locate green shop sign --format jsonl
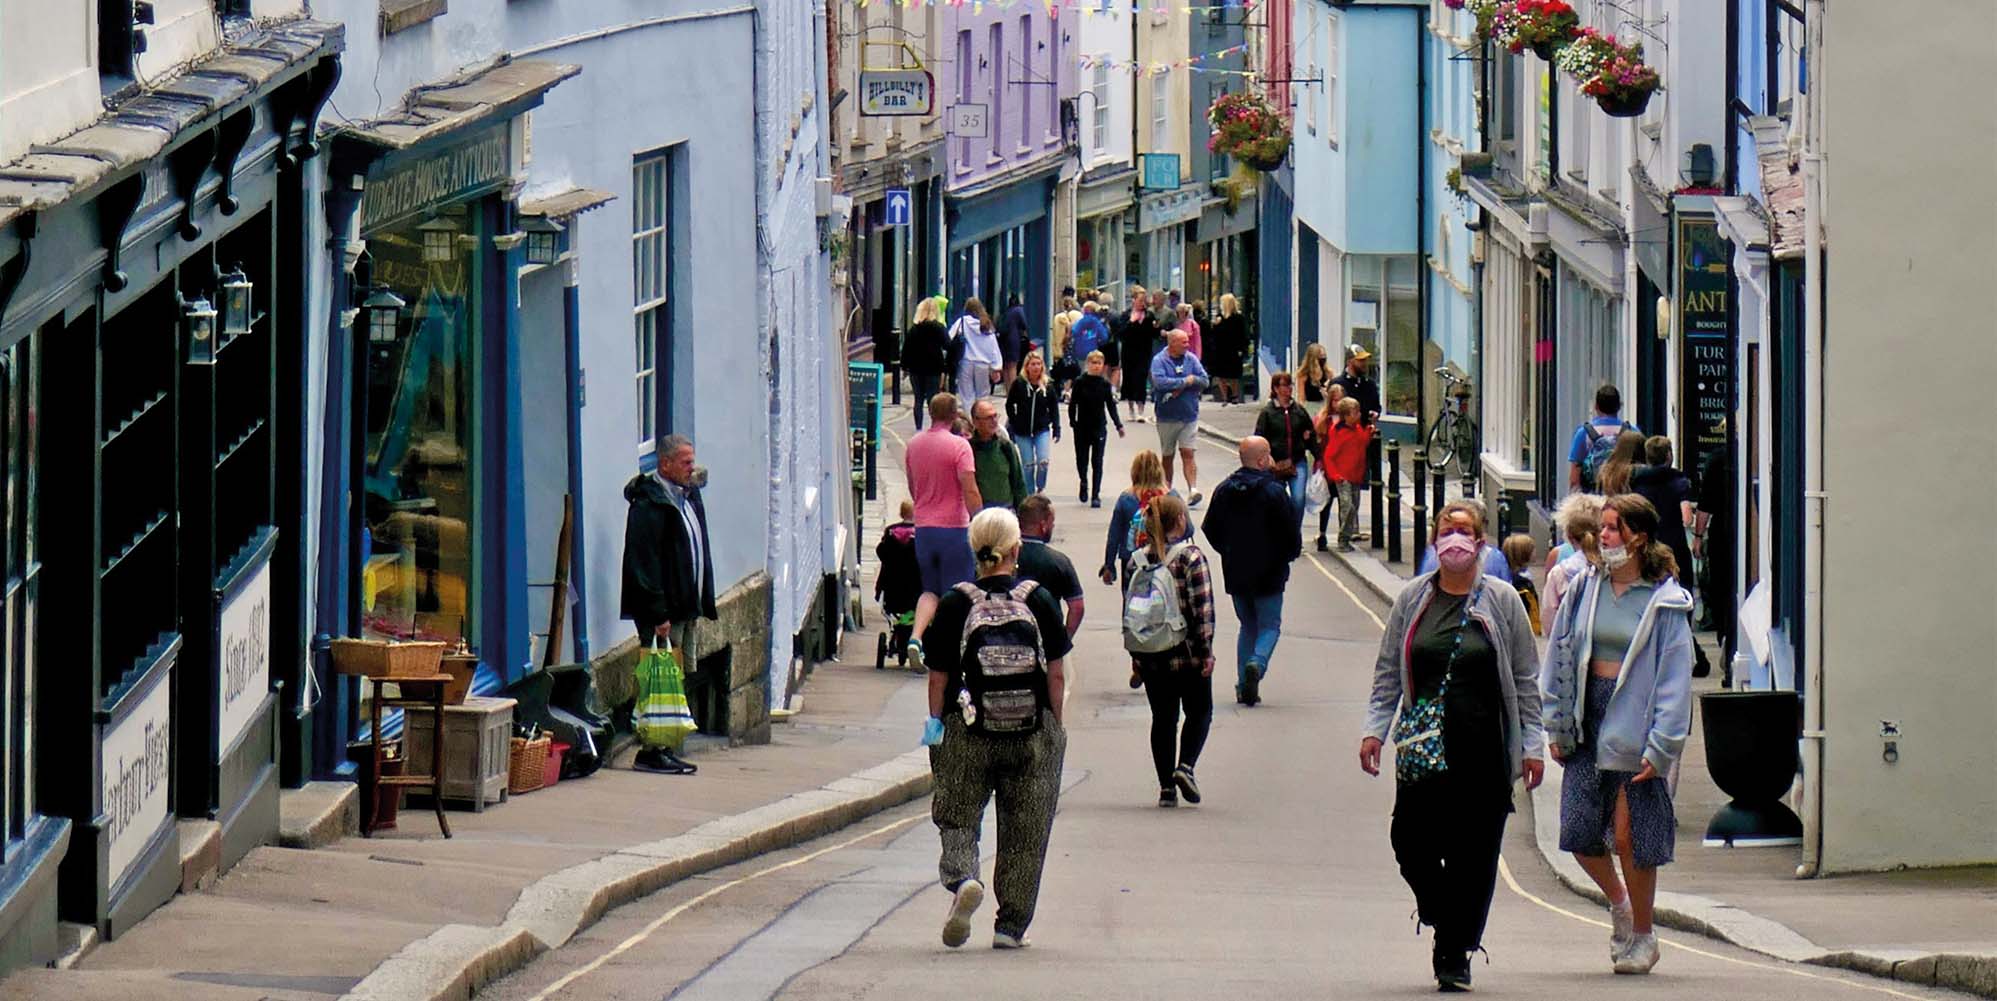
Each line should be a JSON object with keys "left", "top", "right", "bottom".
{"left": 362, "top": 126, "right": 513, "bottom": 232}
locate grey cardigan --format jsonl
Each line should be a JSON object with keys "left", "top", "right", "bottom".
{"left": 1364, "top": 572, "right": 1547, "bottom": 781}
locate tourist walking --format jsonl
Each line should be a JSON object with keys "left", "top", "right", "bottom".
{"left": 1175, "top": 302, "right": 1202, "bottom": 359}
{"left": 1318, "top": 398, "right": 1371, "bottom": 552}
{"left": 1201, "top": 437, "right": 1302, "bottom": 706}
{"left": 1121, "top": 494, "right": 1216, "bottom": 807}
{"left": 1151, "top": 329, "right": 1210, "bottom": 506}
{"left": 1570, "top": 384, "right": 1637, "bottom": 494}
{"left": 969, "top": 399, "right": 1028, "bottom": 511}
{"left": 1005, "top": 352, "right": 1061, "bottom": 495}
{"left": 902, "top": 297, "right": 952, "bottom": 429}
{"left": 1206, "top": 294, "right": 1247, "bottom": 405}
{"left": 1596, "top": 430, "right": 1648, "bottom": 496}
{"left": 1000, "top": 296, "right": 1030, "bottom": 387}
{"left": 1067, "top": 351, "right": 1125, "bottom": 507}
{"left": 902, "top": 394, "right": 983, "bottom": 670}
{"left": 1101, "top": 449, "right": 1190, "bottom": 589}
{"left": 1630, "top": 437, "right": 1708, "bottom": 677}
{"left": 1296, "top": 342, "right": 1334, "bottom": 407}
{"left": 1116, "top": 287, "right": 1163, "bottom": 422}
{"left": 1543, "top": 492, "right": 1604, "bottom": 625}
{"left": 619, "top": 433, "right": 719, "bottom": 775}
{"left": 952, "top": 298, "right": 1003, "bottom": 401}
{"left": 1360, "top": 500, "right": 1544, "bottom": 992}
{"left": 1049, "top": 297, "right": 1082, "bottom": 398}
{"left": 1541, "top": 494, "right": 1695, "bottom": 976}
{"left": 1253, "top": 371, "right": 1319, "bottom": 520}
{"left": 1330, "top": 345, "right": 1382, "bottom": 539}
{"left": 920, "top": 508, "right": 1069, "bottom": 951}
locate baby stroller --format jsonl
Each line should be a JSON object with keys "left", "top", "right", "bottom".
{"left": 875, "top": 599, "right": 916, "bottom": 670}
{"left": 874, "top": 518, "right": 920, "bottom": 670}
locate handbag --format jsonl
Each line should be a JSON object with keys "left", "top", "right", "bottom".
{"left": 1391, "top": 586, "right": 1482, "bottom": 784}
{"left": 1269, "top": 407, "right": 1298, "bottom": 479}
{"left": 634, "top": 637, "right": 698, "bottom": 750}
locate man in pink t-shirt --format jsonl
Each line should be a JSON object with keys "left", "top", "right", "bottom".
{"left": 903, "top": 393, "right": 984, "bottom": 668}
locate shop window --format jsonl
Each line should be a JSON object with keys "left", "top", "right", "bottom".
{"left": 633, "top": 150, "right": 672, "bottom": 459}
{"left": 1207, "top": 81, "right": 1231, "bottom": 180}
{"left": 1349, "top": 255, "right": 1423, "bottom": 419}
{"left": 361, "top": 206, "right": 479, "bottom": 642}
{"left": 0, "top": 336, "right": 36, "bottom": 844}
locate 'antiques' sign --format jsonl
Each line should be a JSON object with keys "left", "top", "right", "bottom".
{"left": 858, "top": 70, "right": 935, "bottom": 117}
{"left": 103, "top": 669, "right": 173, "bottom": 887}
{"left": 1676, "top": 212, "right": 1733, "bottom": 479}
{"left": 363, "top": 126, "right": 512, "bottom": 231}
{"left": 217, "top": 554, "right": 273, "bottom": 753}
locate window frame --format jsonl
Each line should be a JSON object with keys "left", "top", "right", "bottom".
{"left": 1150, "top": 72, "right": 1169, "bottom": 152}
{"left": 632, "top": 150, "right": 671, "bottom": 460}
{"left": 1324, "top": 11, "right": 1340, "bottom": 147}
{"left": 1089, "top": 65, "right": 1111, "bottom": 157}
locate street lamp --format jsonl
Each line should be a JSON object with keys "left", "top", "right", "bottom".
{"left": 361, "top": 285, "right": 406, "bottom": 344}
{"left": 521, "top": 215, "right": 564, "bottom": 266}
{"left": 183, "top": 296, "right": 217, "bottom": 364}
{"left": 219, "top": 265, "right": 254, "bottom": 337}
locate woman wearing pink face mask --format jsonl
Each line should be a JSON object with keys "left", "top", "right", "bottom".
{"left": 1359, "top": 501, "right": 1544, "bottom": 992}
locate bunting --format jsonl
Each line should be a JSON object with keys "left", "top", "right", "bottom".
{"left": 1079, "top": 42, "right": 1252, "bottom": 77}
{"left": 851, "top": 1, "right": 1259, "bottom": 15}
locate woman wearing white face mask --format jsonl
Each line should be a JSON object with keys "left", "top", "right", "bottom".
{"left": 1360, "top": 501, "right": 1543, "bottom": 992}
{"left": 1539, "top": 494, "right": 1695, "bottom": 976}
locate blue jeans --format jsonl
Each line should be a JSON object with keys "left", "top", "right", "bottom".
{"left": 1284, "top": 456, "right": 1312, "bottom": 522}
{"left": 1230, "top": 591, "right": 1285, "bottom": 689}
{"left": 1014, "top": 429, "right": 1053, "bottom": 493}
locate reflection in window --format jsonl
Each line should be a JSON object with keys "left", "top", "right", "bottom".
{"left": 361, "top": 208, "right": 477, "bottom": 644}
{"left": 1349, "top": 255, "right": 1425, "bottom": 419}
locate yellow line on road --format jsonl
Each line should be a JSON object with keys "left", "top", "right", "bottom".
{"left": 1301, "top": 552, "right": 1387, "bottom": 632}
{"left": 524, "top": 813, "right": 925, "bottom": 1001}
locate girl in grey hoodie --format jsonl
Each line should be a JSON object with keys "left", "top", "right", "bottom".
{"left": 1539, "top": 494, "right": 1696, "bottom": 977}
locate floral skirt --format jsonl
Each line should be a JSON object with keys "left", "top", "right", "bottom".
{"left": 1557, "top": 676, "right": 1676, "bottom": 868}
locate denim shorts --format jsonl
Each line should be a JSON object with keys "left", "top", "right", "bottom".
{"left": 913, "top": 526, "right": 976, "bottom": 596}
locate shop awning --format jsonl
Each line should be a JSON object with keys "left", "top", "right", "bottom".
{"left": 0, "top": 19, "right": 344, "bottom": 232}
{"left": 519, "top": 187, "right": 616, "bottom": 221}
{"left": 334, "top": 58, "right": 580, "bottom": 152}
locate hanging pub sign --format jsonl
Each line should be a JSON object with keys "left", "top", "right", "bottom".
{"left": 858, "top": 70, "right": 935, "bottom": 117}
{"left": 215, "top": 545, "right": 274, "bottom": 754}
{"left": 1676, "top": 211, "right": 1733, "bottom": 479}
{"left": 102, "top": 665, "right": 173, "bottom": 888}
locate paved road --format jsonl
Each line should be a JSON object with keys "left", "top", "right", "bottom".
{"left": 483, "top": 401, "right": 1970, "bottom": 1001}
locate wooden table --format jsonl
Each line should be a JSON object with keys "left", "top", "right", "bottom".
{"left": 365, "top": 674, "right": 452, "bottom": 838}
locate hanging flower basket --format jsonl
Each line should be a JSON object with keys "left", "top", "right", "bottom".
{"left": 1491, "top": 0, "right": 1579, "bottom": 58}
{"left": 1207, "top": 91, "right": 1292, "bottom": 175}
{"left": 1559, "top": 30, "right": 1660, "bottom": 118}
{"left": 1461, "top": 0, "right": 1503, "bottom": 44}
{"left": 1597, "top": 88, "right": 1655, "bottom": 117}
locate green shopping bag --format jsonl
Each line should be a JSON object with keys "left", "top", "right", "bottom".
{"left": 634, "top": 638, "right": 697, "bottom": 749}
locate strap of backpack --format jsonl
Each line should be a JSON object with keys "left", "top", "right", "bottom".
{"left": 1008, "top": 579, "right": 1040, "bottom": 603}
{"left": 952, "top": 581, "right": 984, "bottom": 602}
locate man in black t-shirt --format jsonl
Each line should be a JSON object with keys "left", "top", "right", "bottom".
{"left": 1013, "top": 495, "right": 1084, "bottom": 640}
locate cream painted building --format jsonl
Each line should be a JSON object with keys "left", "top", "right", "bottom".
{"left": 1131, "top": 7, "right": 1193, "bottom": 293}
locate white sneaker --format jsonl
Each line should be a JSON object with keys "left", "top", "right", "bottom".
{"left": 942, "top": 879, "right": 984, "bottom": 948}
{"left": 1609, "top": 898, "right": 1635, "bottom": 959}
{"left": 1187, "top": 489, "right": 1204, "bottom": 508}
{"left": 1613, "top": 932, "right": 1660, "bottom": 974}
{"left": 993, "top": 931, "right": 1031, "bottom": 950}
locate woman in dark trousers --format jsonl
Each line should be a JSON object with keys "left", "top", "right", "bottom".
{"left": 1206, "top": 294, "right": 1247, "bottom": 404}
{"left": 1629, "top": 436, "right": 1708, "bottom": 676}
{"left": 1066, "top": 350, "right": 1124, "bottom": 506}
{"left": 1126, "top": 494, "right": 1216, "bottom": 808}
{"left": 1360, "top": 501, "right": 1544, "bottom": 992}
{"left": 1116, "top": 287, "right": 1162, "bottom": 422}
{"left": 1253, "top": 371, "right": 1319, "bottom": 521}
{"left": 903, "top": 296, "right": 952, "bottom": 429}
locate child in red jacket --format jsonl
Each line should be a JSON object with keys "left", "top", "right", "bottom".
{"left": 1320, "top": 398, "right": 1371, "bottom": 552}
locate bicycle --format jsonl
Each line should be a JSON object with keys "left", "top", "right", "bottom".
{"left": 1423, "top": 366, "right": 1478, "bottom": 480}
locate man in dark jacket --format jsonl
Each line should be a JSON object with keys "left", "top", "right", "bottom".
{"left": 621, "top": 433, "right": 716, "bottom": 773}
{"left": 1200, "top": 436, "right": 1302, "bottom": 706}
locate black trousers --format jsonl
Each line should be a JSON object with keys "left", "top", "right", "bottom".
{"left": 1136, "top": 659, "right": 1213, "bottom": 787}
{"left": 1074, "top": 428, "right": 1108, "bottom": 500}
{"left": 1390, "top": 780, "right": 1510, "bottom": 956}
{"left": 910, "top": 372, "right": 942, "bottom": 428}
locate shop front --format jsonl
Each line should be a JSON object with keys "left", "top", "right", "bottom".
{"left": 0, "top": 21, "right": 341, "bottom": 947}
{"left": 946, "top": 167, "right": 1057, "bottom": 328}
{"left": 1074, "top": 166, "right": 1135, "bottom": 298}
{"left": 315, "top": 62, "right": 577, "bottom": 778}
{"left": 1133, "top": 186, "right": 1202, "bottom": 294}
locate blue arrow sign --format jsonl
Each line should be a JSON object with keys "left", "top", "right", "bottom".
{"left": 884, "top": 188, "right": 912, "bottom": 227}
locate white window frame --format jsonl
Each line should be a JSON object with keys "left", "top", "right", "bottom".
{"left": 1090, "top": 65, "right": 1111, "bottom": 158}
{"left": 633, "top": 151, "right": 669, "bottom": 456}
{"left": 1324, "top": 11, "right": 1340, "bottom": 146}
{"left": 1150, "top": 72, "right": 1169, "bottom": 150}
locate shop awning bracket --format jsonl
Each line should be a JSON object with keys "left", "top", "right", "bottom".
{"left": 0, "top": 212, "right": 37, "bottom": 330}
{"left": 213, "top": 110, "right": 255, "bottom": 215}
{"left": 170, "top": 130, "right": 218, "bottom": 241}
{"left": 283, "top": 56, "right": 343, "bottom": 166}
{"left": 97, "top": 173, "right": 145, "bottom": 293}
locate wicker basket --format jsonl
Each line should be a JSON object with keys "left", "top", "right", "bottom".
{"left": 508, "top": 736, "right": 552, "bottom": 794}
{"left": 331, "top": 639, "right": 448, "bottom": 679}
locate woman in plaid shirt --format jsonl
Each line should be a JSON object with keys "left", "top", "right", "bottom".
{"left": 1129, "top": 494, "right": 1218, "bottom": 807}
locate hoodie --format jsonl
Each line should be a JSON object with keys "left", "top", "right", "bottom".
{"left": 621, "top": 473, "right": 717, "bottom": 627}
{"left": 1539, "top": 567, "right": 1696, "bottom": 775}
{"left": 1199, "top": 466, "right": 1302, "bottom": 597}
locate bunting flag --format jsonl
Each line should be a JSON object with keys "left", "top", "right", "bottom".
{"left": 852, "top": 1, "right": 1259, "bottom": 14}
{"left": 1078, "top": 42, "right": 1253, "bottom": 77}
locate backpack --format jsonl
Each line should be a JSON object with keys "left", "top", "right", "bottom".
{"left": 951, "top": 581, "right": 1049, "bottom": 735}
{"left": 1122, "top": 542, "right": 1191, "bottom": 654}
{"left": 1578, "top": 421, "right": 1632, "bottom": 492}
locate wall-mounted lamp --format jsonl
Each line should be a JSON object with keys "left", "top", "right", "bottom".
{"left": 183, "top": 296, "right": 217, "bottom": 364}
{"left": 1684, "top": 143, "right": 1717, "bottom": 188}
{"left": 521, "top": 215, "right": 565, "bottom": 266}
{"left": 361, "top": 285, "right": 406, "bottom": 343}
{"left": 219, "top": 265, "right": 254, "bottom": 336}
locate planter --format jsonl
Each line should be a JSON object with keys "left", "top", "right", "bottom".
{"left": 1699, "top": 690, "right": 1803, "bottom": 848}
{"left": 1532, "top": 39, "right": 1562, "bottom": 60}
{"left": 1242, "top": 149, "right": 1287, "bottom": 172}
{"left": 1597, "top": 88, "right": 1655, "bottom": 118}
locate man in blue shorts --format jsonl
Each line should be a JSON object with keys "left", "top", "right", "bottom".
{"left": 903, "top": 393, "right": 984, "bottom": 669}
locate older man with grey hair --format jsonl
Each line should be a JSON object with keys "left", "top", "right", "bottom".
{"left": 620, "top": 432, "right": 715, "bottom": 774}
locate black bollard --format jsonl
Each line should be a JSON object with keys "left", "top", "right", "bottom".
{"left": 1387, "top": 441, "right": 1404, "bottom": 566}
{"left": 1411, "top": 449, "right": 1429, "bottom": 564}
{"left": 1432, "top": 457, "right": 1446, "bottom": 522}
{"left": 1369, "top": 438, "right": 1385, "bottom": 550}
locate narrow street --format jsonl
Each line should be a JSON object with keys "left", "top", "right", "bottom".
{"left": 479, "top": 401, "right": 1970, "bottom": 1001}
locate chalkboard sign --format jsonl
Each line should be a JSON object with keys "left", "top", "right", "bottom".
{"left": 848, "top": 362, "right": 883, "bottom": 500}
{"left": 1676, "top": 213, "right": 1733, "bottom": 481}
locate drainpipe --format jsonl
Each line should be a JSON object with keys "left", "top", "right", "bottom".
{"left": 1795, "top": 0, "right": 1827, "bottom": 880}
{"left": 1414, "top": 11, "right": 1428, "bottom": 440}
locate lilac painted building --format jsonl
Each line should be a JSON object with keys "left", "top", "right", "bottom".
{"left": 941, "top": 4, "right": 1078, "bottom": 352}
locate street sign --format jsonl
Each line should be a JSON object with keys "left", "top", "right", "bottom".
{"left": 884, "top": 188, "right": 912, "bottom": 227}
{"left": 848, "top": 361, "right": 883, "bottom": 500}
{"left": 1139, "top": 153, "right": 1181, "bottom": 191}
{"left": 949, "top": 103, "right": 989, "bottom": 139}
{"left": 858, "top": 70, "right": 935, "bottom": 116}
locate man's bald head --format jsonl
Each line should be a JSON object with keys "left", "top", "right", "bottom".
{"left": 1167, "top": 329, "right": 1189, "bottom": 357}
{"left": 970, "top": 398, "right": 1000, "bottom": 441}
{"left": 1239, "top": 435, "right": 1272, "bottom": 470}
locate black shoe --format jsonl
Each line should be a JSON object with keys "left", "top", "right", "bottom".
{"left": 1081, "top": 488, "right": 1089, "bottom": 503}
{"left": 1172, "top": 765, "right": 1202, "bottom": 805}
{"left": 1242, "top": 674, "right": 1260, "bottom": 706}
{"left": 1129, "top": 670, "right": 1144, "bottom": 690}
{"left": 1090, "top": 497, "right": 1102, "bottom": 509}
{"left": 1434, "top": 949, "right": 1472, "bottom": 992}
{"left": 1315, "top": 535, "right": 1329, "bottom": 552}
{"left": 1235, "top": 685, "right": 1247, "bottom": 705}
{"left": 1158, "top": 787, "right": 1178, "bottom": 808}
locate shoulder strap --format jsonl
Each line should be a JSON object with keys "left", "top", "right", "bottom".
{"left": 952, "top": 581, "right": 984, "bottom": 602}
{"left": 1008, "top": 579, "right": 1040, "bottom": 603}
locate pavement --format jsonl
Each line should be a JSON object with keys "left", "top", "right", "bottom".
{"left": 1201, "top": 401, "right": 1997, "bottom": 999}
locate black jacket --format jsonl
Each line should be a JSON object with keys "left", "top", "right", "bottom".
{"left": 1330, "top": 371, "right": 1383, "bottom": 423}
{"left": 1200, "top": 467, "right": 1302, "bottom": 597}
{"left": 621, "top": 473, "right": 717, "bottom": 628}
{"left": 1067, "top": 373, "right": 1124, "bottom": 435}
{"left": 1005, "top": 379, "right": 1061, "bottom": 437}
{"left": 902, "top": 319, "right": 951, "bottom": 376}
{"left": 1254, "top": 400, "right": 1319, "bottom": 465}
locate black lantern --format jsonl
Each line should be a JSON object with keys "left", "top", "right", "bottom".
{"left": 220, "top": 265, "right": 254, "bottom": 336}
{"left": 521, "top": 215, "right": 564, "bottom": 266}
{"left": 416, "top": 217, "right": 457, "bottom": 263}
{"left": 183, "top": 297, "right": 218, "bottom": 364}
{"left": 361, "top": 285, "right": 406, "bottom": 343}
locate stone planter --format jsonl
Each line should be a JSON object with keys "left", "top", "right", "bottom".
{"left": 1698, "top": 690, "right": 1803, "bottom": 847}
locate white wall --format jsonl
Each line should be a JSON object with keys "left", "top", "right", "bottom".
{"left": 0, "top": 2, "right": 106, "bottom": 164}
{"left": 1078, "top": 6, "right": 1132, "bottom": 170}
